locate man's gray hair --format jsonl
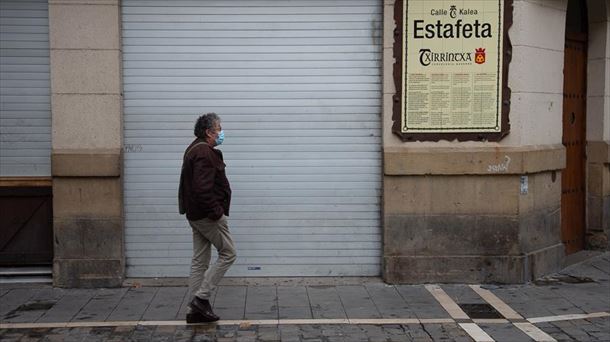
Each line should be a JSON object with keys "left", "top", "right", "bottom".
{"left": 194, "top": 113, "right": 220, "bottom": 139}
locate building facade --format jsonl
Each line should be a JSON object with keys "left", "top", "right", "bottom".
{"left": 0, "top": 0, "right": 608, "bottom": 287}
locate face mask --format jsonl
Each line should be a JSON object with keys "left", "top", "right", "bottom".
{"left": 215, "top": 130, "right": 225, "bottom": 146}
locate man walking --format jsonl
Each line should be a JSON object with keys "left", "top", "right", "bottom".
{"left": 179, "top": 113, "right": 236, "bottom": 323}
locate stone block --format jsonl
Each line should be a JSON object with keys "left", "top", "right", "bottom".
{"left": 511, "top": 1, "right": 566, "bottom": 52}
{"left": 52, "top": 149, "right": 121, "bottom": 177}
{"left": 602, "top": 196, "right": 610, "bottom": 250}
{"left": 51, "top": 50, "right": 121, "bottom": 94}
{"left": 589, "top": 195, "right": 604, "bottom": 232}
{"left": 587, "top": 59, "right": 609, "bottom": 97}
{"left": 518, "top": 0, "right": 566, "bottom": 12}
{"left": 53, "top": 258, "right": 123, "bottom": 288}
{"left": 384, "top": 214, "right": 520, "bottom": 256}
{"left": 518, "top": 171, "right": 562, "bottom": 214}
{"left": 586, "top": 141, "right": 610, "bottom": 165}
{"left": 52, "top": 177, "right": 122, "bottom": 218}
{"left": 49, "top": 3, "right": 119, "bottom": 50}
{"left": 383, "top": 48, "right": 395, "bottom": 95}
{"left": 52, "top": 94, "right": 122, "bottom": 150}
{"left": 589, "top": 164, "right": 604, "bottom": 196}
{"left": 54, "top": 217, "right": 123, "bottom": 259}
{"left": 383, "top": 242, "right": 564, "bottom": 284}
{"left": 586, "top": 97, "right": 606, "bottom": 141}
{"left": 509, "top": 45, "right": 564, "bottom": 94}
{"left": 382, "top": 255, "right": 527, "bottom": 284}
{"left": 510, "top": 93, "right": 563, "bottom": 145}
{"left": 605, "top": 165, "right": 610, "bottom": 196}
{"left": 586, "top": 231, "right": 608, "bottom": 250}
{"left": 384, "top": 175, "right": 519, "bottom": 215}
{"left": 383, "top": 4, "right": 395, "bottom": 49}
{"left": 587, "top": 0, "right": 609, "bottom": 24}
{"left": 527, "top": 243, "right": 565, "bottom": 280}
{"left": 519, "top": 207, "right": 561, "bottom": 252}
{"left": 383, "top": 145, "right": 565, "bottom": 175}
{"left": 588, "top": 22, "right": 608, "bottom": 60}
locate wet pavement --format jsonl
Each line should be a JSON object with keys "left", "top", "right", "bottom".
{"left": 1, "top": 252, "right": 609, "bottom": 341}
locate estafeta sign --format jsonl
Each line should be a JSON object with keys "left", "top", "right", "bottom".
{"left": 394, "top": 0, "right": 511, "bottom": 141}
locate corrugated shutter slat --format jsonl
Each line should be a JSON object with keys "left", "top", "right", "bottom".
{"left": 0, "top": 0, "right": 50, "bottom": 177}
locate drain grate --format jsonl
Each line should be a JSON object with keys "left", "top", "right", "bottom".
{"left": 458, "top": 303, "right": 503, "bottom": 319}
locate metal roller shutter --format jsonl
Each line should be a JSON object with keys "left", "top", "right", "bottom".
{"left": 0, "top": 0, "right": 51, "bottom": 176}
{"left": 122, "top": 0, "right": 382, "bottom": 277}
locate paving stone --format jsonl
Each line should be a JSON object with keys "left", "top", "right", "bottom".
{"left": 63, "top": 327, "right": 93, "bottom": 342}
{"left": 279, "top": 305, "right": 312, "bottom": 319}
{"left": 277, "top": 286, "right": 309, "bottom": 307}
{"left": 0, "top": 288, "right": 40, "bottom": 318}
{"left": 366, "top": 283, "right": 414, "bottom": 318}
{"left": 83, "top": 326, "right": 115, "bottom": 342}
{"left": 173, "top": 325, "right": 196, "bottom": 341}
{"left": 143, "top": 287, "right": 187, "bottom": 321}
{"left": 0, "top": 328, "right": 24, "bottom": 342}
{"left": 244, "top": 286, "right": 277, "bottom": 320}
{"left": 37, "top": 289, "right": 96, "bottom": 323}
{"left": 307, "top": 286, "right": 347, "bottom": 319}
{"left": 336, "top": 285, "right": 381, "bottom": 319}
{"left": 2, "top": 288, "right": 65, "bottom": 323}
{"left": 278, "top": 324, "right": 301, "bottom": 342}
{"left": 441, "top": 284, "right": 487, "bottom": 304}
{"left": 214, "top": 286, "right": 247, "bottom": 320}
{"left": 403, "top": 324, "right": 434, "bottom": 342}
{"left": 105, "top": 325, "right": 136, "bottom": 342}
{"left": 395, "top": 285, "right": 448, "bottom": 319}
{"left": 130, "top": 325, "right": 156, "bottom": 342}
{"left": 551, "top": 320, "right": 601, "bottom": 341}
{"left": 107, "top": 287, "right": 157, "bottom": 321}
{"left": 151, "top": 325, "right": 177, "bottom": 342}
{"left": 41, "top": 327, "right": 71, "bottom": 342}
{"left": 71, "top": 288, "right": 128, "bottom": 322}
{"left": 0, "top": 288, "right": 10, "bottom": 298}
{"left": 423, "top": 323, "right": 471, "bottom": 342}
{"left": 478, "top": 323, "right": 533, "bottom": 342}
{"left": 536, "top": 322, "right": 583, "bottom": 342}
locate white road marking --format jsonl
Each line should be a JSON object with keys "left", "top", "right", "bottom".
{"left": 528, "top": 312, "right": 610, "bottom": 323}
{"left": 458, "top": 323, "right": 495, "bottom": 342}
{"left": 419, "top": 318, "right": 455, "bottom": 324}
{"left": 514, "top": 322, "right": 558, "bottom": 342}
{"left": 279, "top": 319, "right": 349, "bottom": 325}
{"left": 425, "top": 284, "right": 469, "bottom": 319}
{"left": 348, "top": 318, "right": 419, "bottom": 324}
{"left": 469, "top": 285, "right": 524, "bottom": 320}
{"left": 472, "top": 319, "right": 509, "bottom": 324}
{"left": 0, "top": 311, "right": 608, "bottom": 330}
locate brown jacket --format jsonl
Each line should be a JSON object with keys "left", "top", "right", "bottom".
{"left": 179, "top": 138, "right": 231, "bottom": 221}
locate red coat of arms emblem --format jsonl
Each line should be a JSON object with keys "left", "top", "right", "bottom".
{"left": 475, "top": 48, "right": 486, "bottom": 64}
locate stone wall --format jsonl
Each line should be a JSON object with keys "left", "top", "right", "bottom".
{"left": 49, "top": 0, "right": 124, "bottom": 287}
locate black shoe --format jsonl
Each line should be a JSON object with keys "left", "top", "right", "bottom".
{"left": 186, "top": 311, "right": 218, "bottom": 323}
{"left": 189, "top": 297, "right": 219, "bottom": 322}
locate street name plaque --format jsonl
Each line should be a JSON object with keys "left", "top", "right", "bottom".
{"left": 393, "top": 0, "right": 513, "bottom": 141}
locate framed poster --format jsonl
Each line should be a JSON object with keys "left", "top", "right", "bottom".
{"left": 393, "top": 0, "right": 513, "bottom": 141}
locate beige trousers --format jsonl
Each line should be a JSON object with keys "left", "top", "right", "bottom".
{"left": 188, "top": 215, "right": 236, "bottom": 301}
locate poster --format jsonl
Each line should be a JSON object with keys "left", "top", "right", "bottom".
{"left": 401, "top": 0, "right": 504, "bottom": 134}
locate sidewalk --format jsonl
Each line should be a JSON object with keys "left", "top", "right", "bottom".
{"left": 0, "top": 253, "right": 609, "bottom": 341}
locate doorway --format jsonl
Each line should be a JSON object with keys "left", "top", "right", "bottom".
{"left": 561, "top": 0, "right": 588, "bottom": 255}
